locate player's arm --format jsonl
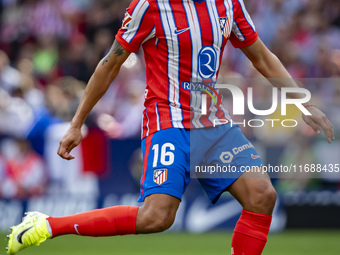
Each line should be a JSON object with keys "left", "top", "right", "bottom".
{"left": 57, "top": 41, "right": 131, "bottom": 160}
{"left": 241, "top": 38, "right": 334, "bottom": 143}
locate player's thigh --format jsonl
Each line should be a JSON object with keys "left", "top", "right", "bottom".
{"left": 138, "top": 128, "right": 190, "bottom": 203}
{"left": 194, "top": 125, "right": 263, "bottom": 204}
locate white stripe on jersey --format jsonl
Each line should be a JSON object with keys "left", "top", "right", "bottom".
{"left": 193, "top": 91, "right": 204, "bottom": 128}
{"left": 145, "top": 107, "right": 150, "bottom": 137}
{"left": 159, "top": 0, "right": 184, "bottom": 128}
{"left": 232, "top": 24, "right": 245, "bottom": 41}
{"left": 237, "top": 0, "right": 256, "bottom": 32}
{"left": 123, "top": 0, "right": 150, "bottom": 43}
{"left": 141, "top": 116, "right": 144, "bottom": 139}
{"left": 155, "top": 102, "right": 161, "bottom": 131}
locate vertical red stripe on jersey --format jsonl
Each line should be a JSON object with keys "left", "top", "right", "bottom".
{"left": 146, "top": 105, "right": 158, "bottom": 135}
{"left": 195, "top": 1, "right": 213, "bottom": 47}
{"left": 158, "top": 108, "right": 174, "bottom": 130}
{"left": 216, "top": 104, "right": 228, "bottom": 121}
{"left": 141, "top": 134, "right": 153, "bottom": 196}
{"left": 142, "top": 109, "right": 148, "bottom": 138}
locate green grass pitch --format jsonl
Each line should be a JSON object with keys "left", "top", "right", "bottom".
{"left": 1, "top": 230, "right": 340, "bottom": 255}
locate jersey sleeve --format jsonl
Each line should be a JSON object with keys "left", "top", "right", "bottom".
{"left": 115, "top": 0, "right": 155, "bottom": 53}
{"left": 229, "top": 0, "right": 258, "bottom": 49}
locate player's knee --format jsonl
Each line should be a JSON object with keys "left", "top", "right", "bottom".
{"left": 263, "top": 184, "right": 277, "bottom": 209}
{"left": 137, "top": 207, "right": 176, "bottom": 233}
{"left": 249, "top": 180, "right": 277, "bottom": 214}
{"left": 145, "top": 210, "right": 175, "bottom": 233}
{"left": 152, "top": 216, "right": 174, "bottom": 233}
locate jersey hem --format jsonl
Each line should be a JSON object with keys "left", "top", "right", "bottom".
{"left": 142, "top": 122, "right": 233, "bottom": 139}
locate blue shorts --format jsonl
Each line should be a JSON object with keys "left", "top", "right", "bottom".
{"left": 138, "top": 124, "right": 262, "bottom": 204}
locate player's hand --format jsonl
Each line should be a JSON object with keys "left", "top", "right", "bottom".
{"left": 302, "top": 105, "right": 335, "bottom": 144}
{"left": 57, "top": 126, "right": 83, "bottom": 160}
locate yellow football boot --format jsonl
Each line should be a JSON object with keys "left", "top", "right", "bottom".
{"left": 7, "top": 212, "right": 51, "bottom": 255}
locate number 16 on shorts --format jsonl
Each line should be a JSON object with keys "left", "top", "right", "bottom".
{"left": 152, "top": 143, "right": 175, "bottom": 167}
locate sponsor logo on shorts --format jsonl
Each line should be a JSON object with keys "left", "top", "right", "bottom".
{"left": 251, "top": 154, "right": 261, "bottom": 159}
{"left": 232, "top": 142, "right": 254, "bottom": 155}
{"left": 153, "top": 169, "right": 167, "bottom": 185}
{"left": 220, "top": 142, "right": 256, "bottom": 163}
{"left": 219, "top": 151, "right": 234, "bottom": 164}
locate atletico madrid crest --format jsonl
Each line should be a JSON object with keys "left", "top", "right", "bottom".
{"left": 219, "top": 17, "right": 231, "bottom": 39}
{"left": 153, "top": 169, "right": 167, "bottom": 185}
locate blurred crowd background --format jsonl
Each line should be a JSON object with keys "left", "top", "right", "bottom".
{"left": 0, "top": 0, "right": 340, "bottom": 200}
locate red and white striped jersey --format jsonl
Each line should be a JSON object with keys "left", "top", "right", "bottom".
{"left": 116, "top": 0, "right": 258, "bottom": 138}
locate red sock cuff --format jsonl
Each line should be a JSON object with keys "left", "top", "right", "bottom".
{"left": 116, "top": 206, "right": 139, "bottom": 235}
{"left": 234, "top": 209, "right": 272, "bottom": 242}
